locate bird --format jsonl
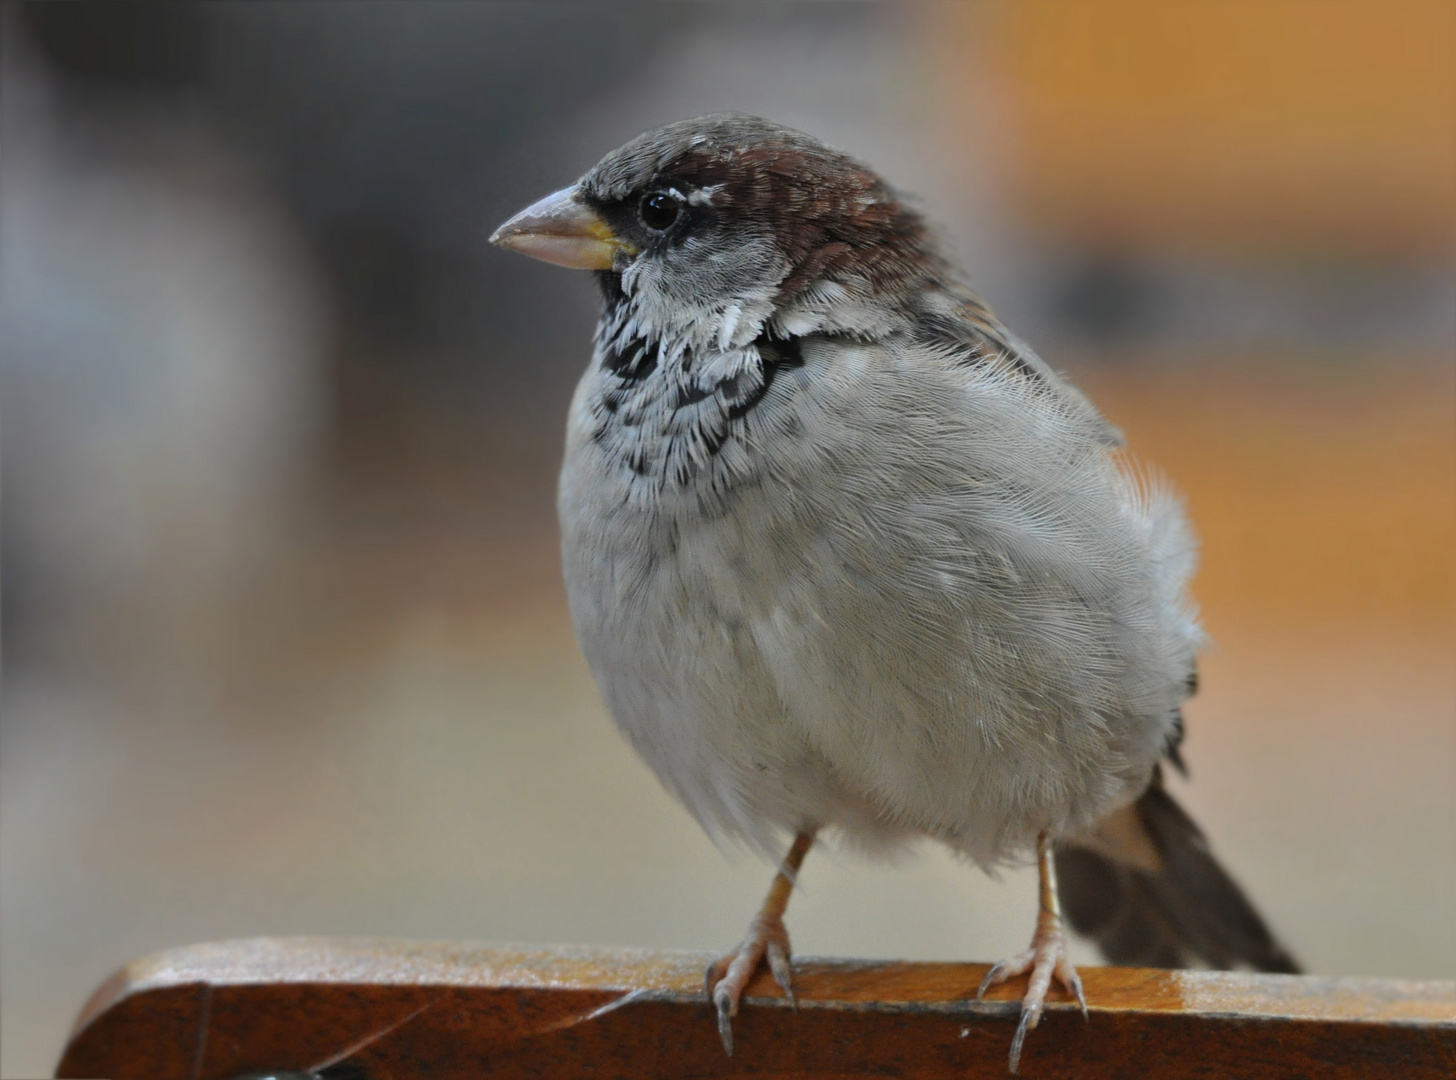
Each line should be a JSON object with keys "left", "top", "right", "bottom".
{"left": 490, "top": 113, "right": 1299, "bottom": 1073}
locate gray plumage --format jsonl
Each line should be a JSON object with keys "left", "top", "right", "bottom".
{"left": 492, "top": 117, "right": 1297, "bottom": 1058}
{"left": 558, "top": 115, "right": 1199, "bottom": 869}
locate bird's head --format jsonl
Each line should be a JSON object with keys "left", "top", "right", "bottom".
{"left": 491, "top": 113, "right": 949, "bottom": 350}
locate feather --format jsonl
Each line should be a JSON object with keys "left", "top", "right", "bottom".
{"left": 1057, "top": 780, "right": 1301, "bottom": 973}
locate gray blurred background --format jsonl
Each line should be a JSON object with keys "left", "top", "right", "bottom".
{"left": 2, "top": 3, "right": 1453, "bottom": 1075}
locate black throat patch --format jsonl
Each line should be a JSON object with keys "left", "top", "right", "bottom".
{"left": 587, "top": 298, "right": 809, "bottom": 488}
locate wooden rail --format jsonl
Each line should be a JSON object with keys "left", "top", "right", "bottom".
{"left": 58, "top": 937, "right": 1454, "bottom": 1079}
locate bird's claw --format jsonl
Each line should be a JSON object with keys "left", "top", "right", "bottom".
{"left": 977, "top": 917, "right": 1085, "bottom": 1074}
{"left": 704, "top": 915, "right": 796, "bottom": 1057}
{"left": 766, "top": 940, "right": 797, "bottom": 1007}
{"left": 713, "top": 979, "right": 736, "bottom": 1056}
{"left": 976, "top": 956, "right": 1021, "bottom": 1000}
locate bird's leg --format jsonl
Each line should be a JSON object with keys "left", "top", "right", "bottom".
{"left": 977, "top": 832, "right": 1089, "bottom": 1074}
{"left": 704, "top": 828, "right": 817, "bottom": 1056}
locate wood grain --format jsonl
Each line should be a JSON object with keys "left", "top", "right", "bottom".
{"left": 58, "top": 937, "right": 1455, "bottom": 1079}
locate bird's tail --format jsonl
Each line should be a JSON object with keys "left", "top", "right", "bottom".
{"left": 1054, "top": 782, "right": 1301, "bottom": 973}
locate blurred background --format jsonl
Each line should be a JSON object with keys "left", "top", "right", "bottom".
{"left": 2, "top": 2, "right": 1452, "bottom": 1073}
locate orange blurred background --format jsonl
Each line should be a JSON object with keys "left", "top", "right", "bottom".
{"left": 943, "top": 0, "right": 1456, "bottom": 256}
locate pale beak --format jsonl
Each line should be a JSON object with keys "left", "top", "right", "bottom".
{"left": 489, "top": 186, "right": 635, "bottom": 270}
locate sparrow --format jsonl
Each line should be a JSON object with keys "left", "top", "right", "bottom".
{"left": 491, "top": 113, "right": 1299, "bottom": 1073}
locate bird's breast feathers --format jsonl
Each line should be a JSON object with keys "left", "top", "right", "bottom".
{"left": 560, "top": 330, "right": 1198, "bottom": 865}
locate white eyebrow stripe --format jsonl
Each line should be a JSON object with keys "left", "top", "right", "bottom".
{"left": 686, "top": 184, "right": 724, "bottom": 207}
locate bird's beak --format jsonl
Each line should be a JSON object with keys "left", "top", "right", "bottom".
{"left": 489, "top": 186, "right": 635, "bottom": 270}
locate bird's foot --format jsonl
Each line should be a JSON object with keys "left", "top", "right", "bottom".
{"left": 703, "top": 913, "right": 796, "bottom": 1056}
{"left": 977, "top": 910, "right": 1088, "bottom": 1074}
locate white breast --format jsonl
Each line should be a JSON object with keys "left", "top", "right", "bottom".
{"left": 559, "top": 334, "right": 1199, "bottom": 868}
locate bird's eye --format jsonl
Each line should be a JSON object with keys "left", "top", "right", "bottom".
{"left": 639, "top": 191, "right": 682, "bottom": 232}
